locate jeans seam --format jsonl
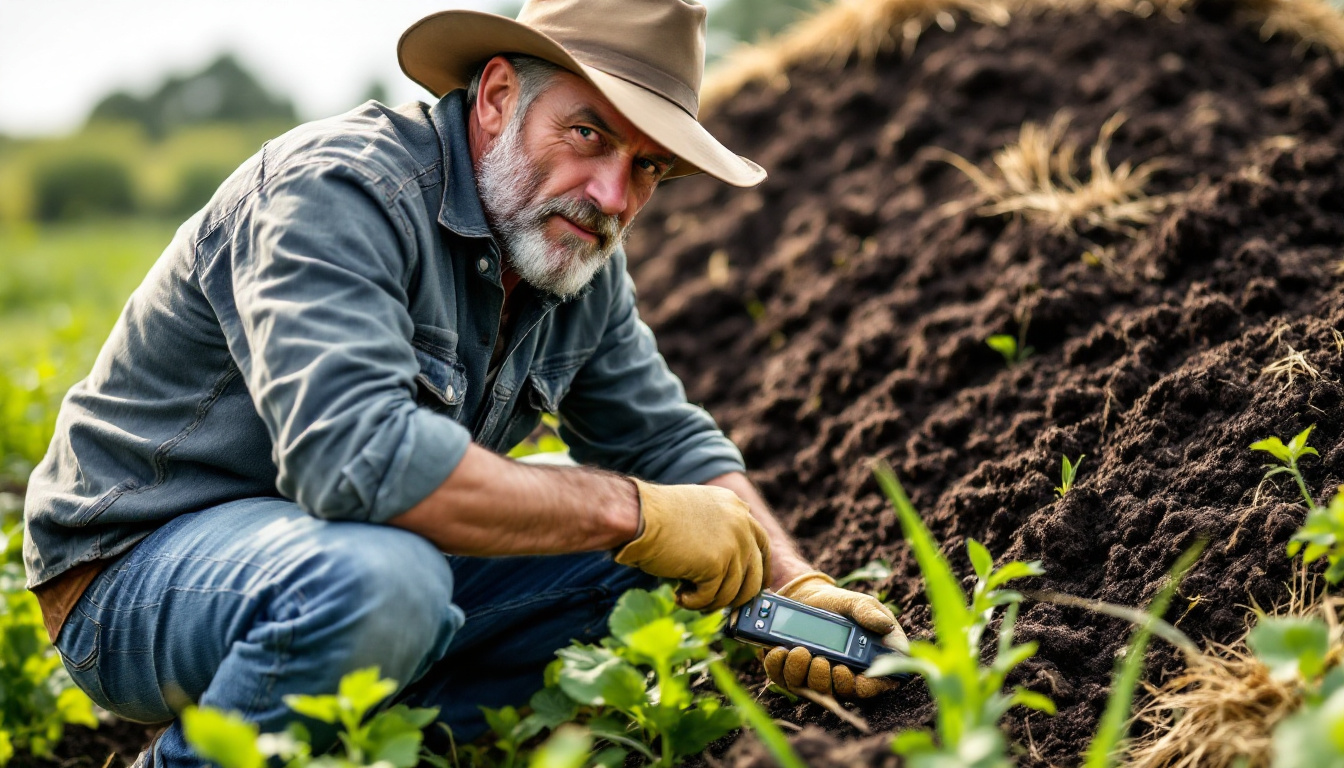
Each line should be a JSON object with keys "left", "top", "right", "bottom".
{"left": 241, "top": 587, "right": 305, "bottom": 718}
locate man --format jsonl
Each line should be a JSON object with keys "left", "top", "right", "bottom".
{"left": 23, "top": 0, "right": 903, "bottom": 764}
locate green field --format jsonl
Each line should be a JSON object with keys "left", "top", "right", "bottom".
{"left": 0, "top": 220, "right": 174, "bottom": 490}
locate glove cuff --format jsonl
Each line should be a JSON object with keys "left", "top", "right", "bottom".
{"left": 775, "top": 570, "right": 836, "bottom": 599}
{"left": 614, "top": 478, "right": 655, "bottom": 565}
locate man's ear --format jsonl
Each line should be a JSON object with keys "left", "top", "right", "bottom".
{"left": 474, "top": 56, "right": 521, "bottom": 144}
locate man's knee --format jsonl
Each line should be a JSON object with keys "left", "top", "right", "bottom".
{"left": 287, "top": 524, "right": 462, "bottom": 685}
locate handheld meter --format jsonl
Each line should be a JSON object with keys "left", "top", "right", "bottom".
{"left": 724, "top": 592, "right": 907, "bottom": 675}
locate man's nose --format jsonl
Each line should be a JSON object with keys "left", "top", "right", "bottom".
{"left": 584, "top": 160, "right": 631, "bottom": 218}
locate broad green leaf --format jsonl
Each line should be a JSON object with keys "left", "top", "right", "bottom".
{"left": 181, "top": 707, "right": 264, "bottom": 768}
{"left": 556, "top": 646, "right": 646, "bottom": 710}
{"left": 0, "top": 730, "right": 12, "bottom": 767}
{"left": 528, "top": 725, "right": 592, "bottom": 768}
{"left": 623, "top": 617, "right": 683, "bottom": 667}
{"left": 1250, "top": 436, "right": 1293, "bottom": 464}
{"left": 366, "top": 706, "right": 430, "bottom": 768}
{"left": 590, "top": 746, "right": 628, "bottom": 768}
{"left": 1288, "top": 426, "right": 1317, "bottom": 459}
{"left": 1272, "top": 689, "right": 1344, "bottom": 768}
{"left": 609, "top": 588, "right": 671, "bottom": 643}
{"left": 866, "top": 652, "right": 936, "bottom": 679}
{"left": 481, "top": 705, "right": 521, "bottom": 740}
{"left": 710, "top": 662, "right": 806, "bottom": 768}
{"left": 528, "top": 686, "right": 580, "bottom": 729}
{"left": 283, "top": 693, "right": 343, "bottom": 724}
{"left": 1248, "top": 617, "right": 1331, "bottom": 682}
{"left": 338, "top": 667, "right": 397, "bottom": 720}
{"left": 665, "top": 699, "right": 741, "bottom": 757}
{"left": 874, "top": 463, "right": 972, "bottom": 657}
{"left": 1327, "top": 557, "right": 1344, "bottom": 585}
{"left": 967, "top": 540, "right": 993, "bottom": 581}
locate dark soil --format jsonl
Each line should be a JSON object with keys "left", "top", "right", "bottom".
{"left": 626, "top": 2, "right": 1344, "bottom": 765}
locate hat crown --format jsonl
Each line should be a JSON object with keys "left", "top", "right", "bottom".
{"left": 517, "top": 0, "right": 706, "bottom": 117}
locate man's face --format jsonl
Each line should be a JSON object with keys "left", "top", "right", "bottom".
{"left": 475, "top": 68, "right": 675, "bottom": 299}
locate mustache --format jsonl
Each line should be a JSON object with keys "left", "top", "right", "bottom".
{"left": 535, "top": 196, "right": 624, "bottom": 251}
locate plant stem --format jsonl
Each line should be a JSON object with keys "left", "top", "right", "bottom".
{"left": 1290, "top": 460, "right": 1316, "bottom": 509}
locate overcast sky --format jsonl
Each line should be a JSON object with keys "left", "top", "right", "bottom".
{"left": 0, "top": 0, "right": 517, "bottom": 136}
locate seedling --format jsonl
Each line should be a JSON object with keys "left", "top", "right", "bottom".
{"left": 836, "top": 557, "right": 893, "bottom": 601}
{"left": 1288, "top": 487, "right": 1344, "bottom": 584}
{"left": 1250, "top": 425, "right": 1318, "bottom": 510}
{"left": 1055, "top": 454, "right": 1085, "bottom": 498}
{"left": 1082, "top": 542, "right": 1205, "bottom": 768}
{"left": 867, "top": 462, "right": 1052, "bottom": 766}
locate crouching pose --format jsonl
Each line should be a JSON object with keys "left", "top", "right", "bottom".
{"left": 23, "top": 0, "right": 903, "bottom": 764}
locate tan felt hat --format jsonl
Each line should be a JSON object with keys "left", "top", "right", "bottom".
{"left": 398, "top": 0, "right": 766, "bottom": 187}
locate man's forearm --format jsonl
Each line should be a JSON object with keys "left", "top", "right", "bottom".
{"left": 704, "top": 471, "right": 812, "bottom": 589}
{"left": 388, "top": 444, "right": 641, "bottom": 555}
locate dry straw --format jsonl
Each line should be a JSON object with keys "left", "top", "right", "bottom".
{"left": 700, "top": 0, "right": 1344, "bottom": 114}
{"left": 1127, "top": 577, "right": 1343, "bottom": 768}
{"left": 934, "top": 111, "right": 1176, "bottom": 233}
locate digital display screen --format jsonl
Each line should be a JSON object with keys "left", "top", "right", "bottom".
{"left": 771, "top": 605, "right": 852, "bottom": 652}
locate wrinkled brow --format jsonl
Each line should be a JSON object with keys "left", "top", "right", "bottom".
{"left": 569, "top": 106, "right": 676, "bottom": 167}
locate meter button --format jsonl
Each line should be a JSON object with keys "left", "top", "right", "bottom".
{"left": 760, "top": 599, "right": 772, "bottom": 610}
{"left": 754, "top": 620, "right": 766, "bottom": 630}
{"left": 858, "top": 636, "right": 868, "bottom": 647}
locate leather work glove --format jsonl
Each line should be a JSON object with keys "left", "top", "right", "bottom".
{"left": 761, "top": 571, "right": 909, "bottom": 699}
{"left": 615, "top": 479, "right": 771, "bottom": 612}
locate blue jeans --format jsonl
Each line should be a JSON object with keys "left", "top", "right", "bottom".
{"left": 51, "top": 497, "right": 657, "bottom": 766}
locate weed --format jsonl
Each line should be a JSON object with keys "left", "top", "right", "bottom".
{"left": 1055, "top": 454, "right": 1085, "bottom": 498}
{"left": 868, "top": 462, "right": 1052, "bottom": 767}
{"left": 1251, "top": 425, "right": 1318, "bottom": 510}
{"left": 709, "top": 662, "right": 806, "bottom": 768}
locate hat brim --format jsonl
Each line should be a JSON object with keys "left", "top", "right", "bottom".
{"left": 398, "top": 10, "right": 766, "bottom": 187}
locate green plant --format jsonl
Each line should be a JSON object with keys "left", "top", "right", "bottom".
{"left": 836, "top": 557, "right": 896, "bottom": 611}
{"left": 1243, "top": 613, "right": 1344, "bottom": 768}
{"left": 1288, "top": 488, "right": 1344, "bottom": 584}
{"left": 31, "top": 156, "right": 137, "bottom": 222}
{"left": 184, "top": 667, "right": 439, "bottom": 768}
{"left": 0, "top": 526, "right": 98, "bottom": 766}
{"left": 1081, "top": 542, "right": 1205, "bottom": 768}
{"left": 868, "top": 462, "right": 1053, "bottom": 767}
{"left": 986, "top": 333, "right": 1033, "bottom": 367}
{"left": 709, "top": 661, "right": 806, "bottom": 768}
{"left": 1251, "top": 425, "right": 1319, "bottom": 510}
{"left": 1055, "top": 454, "right": 1085, "bottom": 498}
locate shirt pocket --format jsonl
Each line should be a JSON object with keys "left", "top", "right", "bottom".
{"left": 411, "top": 325, "right": 468, "bottom": 418}
{"left": 526, "top": 347, "right": 593, "bottom": 414}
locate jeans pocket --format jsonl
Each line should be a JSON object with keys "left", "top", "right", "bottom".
{"left": 54, "top": 608, "right": 112, "bottom": 710}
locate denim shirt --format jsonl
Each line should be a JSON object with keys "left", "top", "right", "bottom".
{"left": 23, "top": 90, "right": 745, "bottom": 589}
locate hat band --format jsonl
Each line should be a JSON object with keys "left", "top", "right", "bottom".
{"left": 562, "top": 41, "right": 700, "bottom": 118}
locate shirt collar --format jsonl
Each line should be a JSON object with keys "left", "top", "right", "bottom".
{"left": 431, "top": 90, "right": 493, "bottom": 239}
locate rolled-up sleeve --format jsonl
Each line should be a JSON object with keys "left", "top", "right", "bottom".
{"left": 558, "top": 258, "right": 746, "bottom": 484}
{"left": 197, "top": 159, "right": 471, "bottom": 523}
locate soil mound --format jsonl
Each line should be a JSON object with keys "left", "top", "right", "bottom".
{"left": 626, "top": 1, "right": 1344, "bottom": 763}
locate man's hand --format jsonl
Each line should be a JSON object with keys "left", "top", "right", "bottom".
{"left": 761, "top": 571, "right": 907, "bottom": 699}
{"left": 615, "top": 479, "right": 770, "bottom": 611}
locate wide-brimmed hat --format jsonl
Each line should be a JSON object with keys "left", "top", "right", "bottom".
{"left": 398, "top": 0, "right": 766, "bottom": 187}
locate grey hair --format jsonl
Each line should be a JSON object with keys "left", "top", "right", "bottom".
{"left": 465, "top": 54, "right": 565, "bottom": 119}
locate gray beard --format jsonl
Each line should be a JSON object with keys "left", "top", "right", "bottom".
{"left": 475, "top": 113, "right": 628, "bottom": 300}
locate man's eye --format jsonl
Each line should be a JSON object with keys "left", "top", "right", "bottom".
{"left": 637, "top": 158, "right": 663, "bottom": 176}
{"left": 574, "top": 126, "right": 597, "bottom": 141}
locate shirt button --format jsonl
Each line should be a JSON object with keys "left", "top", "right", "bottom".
{"left": 477, "top": 257, "right": 490, "bottom": 273}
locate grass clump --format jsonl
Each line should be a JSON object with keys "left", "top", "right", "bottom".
{"left": 937, "top": 112, "right": 1176, "bottom": 234}
{"left": 868, "top": 462, "right": 1053, "bottom": 767}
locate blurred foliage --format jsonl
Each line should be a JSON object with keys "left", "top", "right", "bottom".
{"left": 0, "top": 221, "right": 172, "bottom": 488}
{"left": 705, "top": 0, "right": 831, "bottom": 60}
{"left": 31, "top": 156, "right": 137, "bottom": 222}
{"left": 88, "top": 54, "right": 297, "bottom": 140}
